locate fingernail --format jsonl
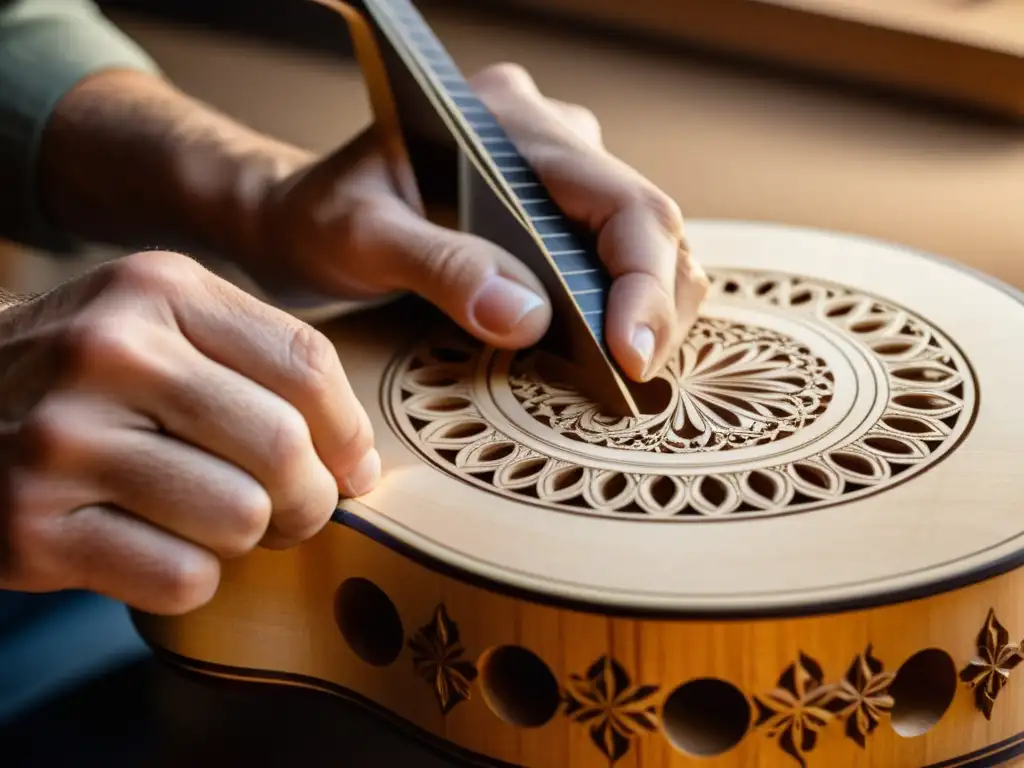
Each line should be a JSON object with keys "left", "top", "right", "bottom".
{"left": 344, "top": 449, "right": 381, "bottom": 497}
{"left": 471, "top": 275, "right": 545, "bottom": 335}
{"left": 631, "top": 325, "right": 655, "bottom": 378}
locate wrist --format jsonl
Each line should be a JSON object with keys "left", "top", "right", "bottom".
{"left": 39, "top": 70, "right": 314, "bottom": 274}
{"left": 185, "top": 131, "right": 315, "bottom": 282}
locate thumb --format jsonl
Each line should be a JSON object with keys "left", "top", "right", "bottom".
{"left": 349, "top": 198, "right": 553, "bottom": 349}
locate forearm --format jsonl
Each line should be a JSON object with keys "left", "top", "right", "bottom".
{"left": 0, "top": 0, "right": 154, "bottom": 251}
{"left": 0, "top": 0, "right": 315, "bottom": 276}
{"left": 39, "top": 69, "right": 314, "bottom": 271}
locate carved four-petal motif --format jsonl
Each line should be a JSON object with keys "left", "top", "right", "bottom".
{"left": 960, "top": 609, "right": 1024, "bottom": 720}
{"left": 823, "top": 645, "right": 895, "bottom": 748}
{"left": 563, "top": 656, "right": 660, "bottom": 763}
{"left": 754, "top": 653, "right": 838, "bottom": 768}
{"left": 408, "top": 604, "right": 478, "bottom": 715}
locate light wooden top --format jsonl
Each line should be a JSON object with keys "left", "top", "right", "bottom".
{"left": 329, "top": 221, "right": 1024, "bottom": 616}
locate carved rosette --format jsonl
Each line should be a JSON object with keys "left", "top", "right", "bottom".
{"left": 384, "top": 269, "right": 976, "bottom": 520}
{"left": 510, "top": 320, "right": 834, "bottom": 453}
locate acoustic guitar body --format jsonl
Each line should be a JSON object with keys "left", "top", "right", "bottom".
{"left": 132, "top": 220, "right": 1024, "bottom": 768}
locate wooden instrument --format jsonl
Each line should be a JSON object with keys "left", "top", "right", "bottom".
{"left": 131, "top": 2, "right": 1024, "bottom": 766}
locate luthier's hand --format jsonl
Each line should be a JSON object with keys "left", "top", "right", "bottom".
{"left": 43, "top": 63, "right": 704, "bottom": 383}
{"left": 0, "top": 253, "right": 377, "bottom": 613}
{"left": 12, "top": 61, "right": 703, "bottom": 613}
{"left": 257, "top": 64, "right": 708, "bottom": 382}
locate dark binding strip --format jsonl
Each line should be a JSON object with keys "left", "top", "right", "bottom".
{"left": 923, "top": 729, "right": 1024, "bottom": 768}
{"left": 330, "top": 495, "right": 1024, "bottom": 622}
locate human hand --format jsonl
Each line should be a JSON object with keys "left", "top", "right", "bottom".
{"left": 0, "top": 251, "right": 377, "bottom": 614}
{"left": 257, "top": 63, "right": 708, "bottom": 383}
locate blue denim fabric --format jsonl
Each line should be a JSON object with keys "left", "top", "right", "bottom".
{"left": 0, "top": 590, "right": 149, "bottom": 724}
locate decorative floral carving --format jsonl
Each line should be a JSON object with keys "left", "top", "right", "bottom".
{"left": 510, "top": 320, "right": 834, "bottom": 453}
{"left": 408, "top": 604, "right": 478, "bottom": 714}
{"left": 384, "top": 269, "right": 976, "bottom": 520}
{"left": 824, "top": 645, "right": 895, "bottom": 748}
{"left": 752, "top": 647, "right": 900, "bottom": 764}
{"left": 563, "top": 656, "right": 660, "bottom": 763}
{"left": 754, "top": 653, "right": 838, "bottom": 768}
{"left": 960, "top": 608, "right": 1024, "bottom": 719}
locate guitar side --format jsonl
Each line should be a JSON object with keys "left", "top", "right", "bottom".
{"left": 130, "top": 494, "right": 1024, "bottom": 768}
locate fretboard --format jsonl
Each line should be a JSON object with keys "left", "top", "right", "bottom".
{"left": 370, "top": 0, "right": 617, "bottom": 356}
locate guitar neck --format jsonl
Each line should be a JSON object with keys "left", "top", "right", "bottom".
{"left": 366, "top": 0, "right": 638, "bottom": 415}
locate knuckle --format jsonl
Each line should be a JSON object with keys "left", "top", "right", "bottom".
{"left": 63, "top": 316, "right": 146, "bottom": 379}
{"left": 110, "top": 250, "right": 200, "bottom": 295}
{"left": 218, "top": 486, "right": 273, "bottom": 558}
{"left": 342, "top": 197, "right": 400, "bottom": 256}
{"left": 342, "top": 419, "right": 374, "bottom": 465}
{"left": 269, "top": 493, "right": 335, "bottom": 548}
{"left": 420, "top": 237, "right": 483, "bottom": 293}
{"left": 636, "top": 187, "right": 685, "bottom": 239}
{"left": 262, "top": 447, "right": 338, "bottom": 549}
{"left": 677, "top": 250, "right": 711, "bottom": 296}
{"left": 155, "top": 372, "right": 209, "bottom": 429}
{"left": 567, "top": 103, "right": 601, "bottom": 137}
{"left": 473, "top": 62, "right": 537, "bottom": 101}
{"left": 264, "top": 407, "right": 315, "bottom": 475}
{"left": 1, "top": 484, "right": 50, "bottom": 581}
{"left": 287, "top": 324, "right": 341, "bottom": 399}
{"left": 19, "top": 404, "right": 77, "bottom": 468}
{"left": 692, "top": 267, "right": 711, "bottom": 298}
{"left": 155, "top": 552, "right": 220, "bottom": 614}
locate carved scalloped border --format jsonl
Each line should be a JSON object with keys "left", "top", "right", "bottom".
{"left": 382, "top": 269, "right": 978, "bottom": 521}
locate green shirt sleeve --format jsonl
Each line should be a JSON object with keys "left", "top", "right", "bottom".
{"left": 0, "top": 0, "right": 161, "bottom": 254}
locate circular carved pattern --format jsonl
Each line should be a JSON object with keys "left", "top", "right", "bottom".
{"left": 382, "top": 269, "right": 977, "bottom": 520}
{"left": 508, "top": 318, "right": 835, "bottom": 453}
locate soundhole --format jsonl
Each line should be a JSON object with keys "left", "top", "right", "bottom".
{"left": 334, "top": 578, "right": 404, "bottom": 667}
{"left": 529, "top": 350, "right": 673, "bottom": 416}
{"left": 630, "top": 376, "right": 674, "bottom": 415}
{"left": 479, "top": 646, "right": 561, "bottom": 728}
{"left": 889, "top": 648, "right": 957, "bottom": 737}
{"left": 662, "top": 678, "right": 751, "bottom": 757}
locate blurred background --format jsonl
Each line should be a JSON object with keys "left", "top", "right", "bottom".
{"left": 0, "top": 0, "right": 1022, "bottom": 764}
{"left": 2, "top": 0, "right": 1022, "bottom": 295}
